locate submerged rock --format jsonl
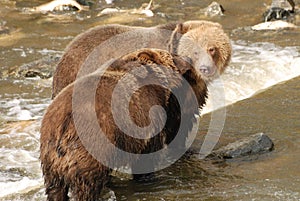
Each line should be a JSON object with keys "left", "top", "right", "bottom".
{"left": 207, "top": 133, "right": 274, "bottom": 159}
{"left": 1, "top": 55, "right": 60, "bottom": 79}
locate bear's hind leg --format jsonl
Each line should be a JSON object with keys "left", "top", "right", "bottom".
{"left": 44, "top": 173, "right": 69, "bottom": 201}
{"left": 71, "top": 166, "right": 110, "bottom": 201}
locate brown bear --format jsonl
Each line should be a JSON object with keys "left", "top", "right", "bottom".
{"left": 40, "top": 48, "right": 208, "bottom": 201}
{"left": 52, "top": 20, "right": 231, "bottom": 98}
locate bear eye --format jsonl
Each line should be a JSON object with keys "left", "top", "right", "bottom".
{"left": 208, "top": 47, "right": 216, "bottom": 56}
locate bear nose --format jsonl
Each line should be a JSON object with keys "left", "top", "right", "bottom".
{"left": 199, "top": 65, "right": 214, "bottom": 76}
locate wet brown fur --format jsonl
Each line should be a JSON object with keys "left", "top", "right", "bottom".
{"left": 40, "top": 49, "right": 207, "bottom": 201}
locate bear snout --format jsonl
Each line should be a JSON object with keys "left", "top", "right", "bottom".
{"left": 199, "top": 65, "right": 216, "bottom": 77}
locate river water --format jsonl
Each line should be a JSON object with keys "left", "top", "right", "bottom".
{"left": 0, "top": 0, "right": 300, "bottom": 200}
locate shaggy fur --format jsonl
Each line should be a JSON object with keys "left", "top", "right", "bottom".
{"left": 40, "top": 49, "right": 207, "bottom": 201}
{"left": 52, "top": 21, "right": 231, "bottom": 98}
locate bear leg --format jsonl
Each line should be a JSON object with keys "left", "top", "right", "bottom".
{"left": 71, "top": 166, "right": 110, "bottom": 201}
{"left": 44, "top": 173, "right": 69, "bottom": 201}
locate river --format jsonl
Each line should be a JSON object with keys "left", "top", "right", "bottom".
{"left": 0, "top": 0, "right": 300, "bottom": 200}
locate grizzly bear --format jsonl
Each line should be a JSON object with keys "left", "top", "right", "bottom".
{"left": 52, "top": 20, "right": 231, "bottom": 98}
{"left": 40, "top": 48, "right": 208, "bottom": 201}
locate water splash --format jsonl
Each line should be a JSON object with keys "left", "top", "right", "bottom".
{"left": 203, "top": 41, "right": 300, "bottom": 114}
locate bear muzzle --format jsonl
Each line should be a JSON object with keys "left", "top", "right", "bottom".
{"left": 198, "top": 63, "right": 217, "bottom": 78}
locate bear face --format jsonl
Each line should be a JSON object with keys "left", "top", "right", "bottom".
{"left": 174, "top": 21, "right": 232, "bottom": 81}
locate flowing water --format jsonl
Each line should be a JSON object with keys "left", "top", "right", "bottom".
{"left": 0, "top": 0, "right": 300, "bottom": 200}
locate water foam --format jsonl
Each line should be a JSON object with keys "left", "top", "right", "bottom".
{"left": 0, "top": 121, "right": 43, "bottom": 199}
{"left": 0, "top": 177, "right": 43, "bottom": 198}
{"left": 1, "top": 98, "right": 50, "bottom": 121}
{"left": 203, "top": 41, "right": 300, "bottom": 114}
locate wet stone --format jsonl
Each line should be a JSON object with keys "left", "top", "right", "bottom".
{"left": 264, "top": 0, "right": 296, "bottom": 22}
{"left": 21, "top": 69, "right": 53, "bottom": 79}
{"left": 264, "top": 7, "right": 293, "bottom": 22}
{"left": 202, "top": 1, "right": 225, "bottom": 17}
{"left": 1, "top": 55, "right": 60, "bottom": 79}
{"left": 270, "top": 0, "right": 295, "bottom": 11}
{"left": 207, "top": 133, "right": 274, "bottom": 159}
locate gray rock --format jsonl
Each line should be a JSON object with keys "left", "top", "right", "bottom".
{"left": 1, "top": 55, "right": 60, "bottom": 79}
{"left": 271, "top": 0, "right": 295, "bottom": 11}
{"left": 207, "top": 133, "right": 274, "bottom": 159}
{"left": 20, "top": 56, "right": 60, "bottom": 79}
{"left": 202, "top": 2, "right": 225, "bottom": 17}
{"left": 264, "top": 0, "right": 295, "bottom": 22}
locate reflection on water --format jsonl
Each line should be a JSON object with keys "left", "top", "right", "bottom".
{"left": 0, "top": 0, "right": 300, "bottom": 200}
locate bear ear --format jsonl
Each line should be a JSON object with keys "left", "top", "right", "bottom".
{"left": 173, "top": 23, "right": 190, "bottom": 34}
{"left": 137, "top": 51, "right": 153, "bottom": 61}
{"left": 168, "top": 23, "right": 187, "bottom": 54}
{"left": 173, "top": 56, "right": 192, "bottom": 74}
{"left": 137, "top": 49, "right": 161, "bottom": 64}
{"left": 173, "top": 22, "right": 203, "bottom": 35}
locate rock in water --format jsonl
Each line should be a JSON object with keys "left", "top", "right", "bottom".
{"left": 263, "top": 0, "right": 295, "bottom": 22}
{"left": 208, "top": 133, "right": 274, "bottom": 159}
{"left": 1, "top": 55, "right": 60, "bottom": 79}
{"left": 270, "top": 0, "right": 295, "bottom": 12}
{"left": 202, "top": 2, "right": 224, "bottom": 17}
{"left": 264, "top": 7, "right": 292, "bottom": 21}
